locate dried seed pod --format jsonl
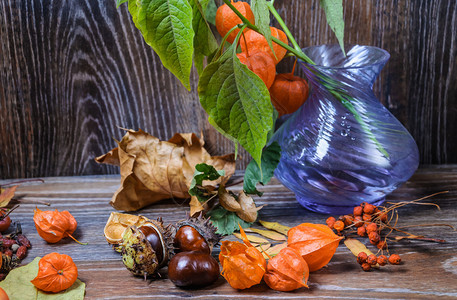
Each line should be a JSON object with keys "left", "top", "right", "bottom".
{"left": 236, "top": 191, "right": 264, "bottom": 223}
{"left": 218, "top": 187, "right": 241, "bottom": 212}
{"left": 174, "top": 215, "right": 221, "bottom": 254}
{"left": 353, "top": 216, "right": 364, "bottom": 228}
{"left": 103, "top": 212, "right": 150, "bottom": 245}
{"left": 120, "top": 218, "right": 174, "bottom": 278}
{"left": 333, "top": 220, "right": 345, "bottom": 232}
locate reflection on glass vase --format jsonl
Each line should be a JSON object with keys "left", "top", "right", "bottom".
{"left": 271, "top": 44, "right": 419, "bottom": 214}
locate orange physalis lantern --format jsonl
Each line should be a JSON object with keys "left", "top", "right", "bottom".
{"left": 287, "top": 223, "right": 343, "bottom": 272}
{"left": 269, "top": 60, "right": 309, "bottom": 117}
{"left": 240, "top": 27, "right": 288, "bottom": 64}
{"left": 33, "top": 208, "right": 85, "bottom": 245}
{"left": 237, "top": 51, "right": 276, "bottom": 89}
{"left": 216, "top": 1, "right": 255, "bottom": 44}
{"left": 219, "top": 226, "right": 266, "bottom": 289}
{"left": 264, "top": 247, "right": 309, "bottom": 291}
{"left": 31, "top": 253, "right": 78, "bottom": 293}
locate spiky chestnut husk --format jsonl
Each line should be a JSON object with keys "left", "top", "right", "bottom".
{"left": 120, "top": 218, "right": 174, "bottom": 278}
{"left": 174, "top": 214, "right": 222, "bottom": 254}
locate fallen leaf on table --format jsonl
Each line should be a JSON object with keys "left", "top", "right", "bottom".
{"left": 0, "top": 257, "right": 85, "bottom": 300}
{"left": 245, "top": 228, "right": 287, "bottom": 241}
{"left": 0, "top": 185, "right": 18, "bottom": 207}
{"left": 96, "top": 129, "right": 235, "bottom": 211}
{"left": 233, "top": 233, "right": 270, "bottom": 245}
{"left": 259, "top": 220, "right": 291, "bottom": 235}
{"left": 263, "top": 242, "right": 288, "bottom": 259}
{"left": 206, "top": 205, "right": 252, "bottom": 235}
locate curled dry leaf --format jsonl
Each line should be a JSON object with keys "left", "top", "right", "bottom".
{"left": 96, "top": 129, "right": 235, "bottom": 211}
{"left": 218, "top": 187, "right": 241, "bottom": 212}
{"left": 219, "top": 226, "right": 267, "bottom": 289}
{"left": 233, "top": 232, "right": 270, "bottom": 245}
{"left": 0, "top": 185, "right": 18, "bottom": 207}
{"left": 237, "top": 191, "right": 264, "bottom": 223}
{"left": 287, "top": 223, "right": 343, "bottom": 272}
{"left": 264, "top": 247, "right": 309, "bottom": 291}
{"left": 103, "top": 212, "right": 150, "bottom": 244}
{"left": 218, "top": 188, "right": 264, "bottom": 223}
{"left": 259, "top": 220, "right": 291, "bottom": 235}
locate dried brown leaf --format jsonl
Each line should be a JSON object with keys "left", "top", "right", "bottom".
{"left": 189, "top": 196, "right": 206, "bottom": 217}
{"left": 0, "top": 185, "right": 18, "bottom": 207}
{"left": 236, "top": 191, "right": 264, "bottom": 223}
{"left": 233, "top": 233, "right": 270, "bottom": 245}
{"left": 259, "top": 220, "right": 291, "bottom": 235}
{"left": 96, "top": 129, "right": 235, "bottom": 211}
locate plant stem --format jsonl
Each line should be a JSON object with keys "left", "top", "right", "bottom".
{"left": 266, "top": 1, "right": 301, "bottom": 53}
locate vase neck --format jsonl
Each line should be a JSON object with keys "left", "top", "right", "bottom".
{"left": 300, "top": 45, "right": 390, "bottom": 91}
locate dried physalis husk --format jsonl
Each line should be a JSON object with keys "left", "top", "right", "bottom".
{"left": 287, "top": 223, "right": 343, "bottom": 272}
{"left": 219, "top": 226, "right": 266, "bottom": 289}
{"left": 264, "top": 247, "right": 309, "bottom": 291}
{"left": 103, "top": 212, "right": 150, "bottom": 244}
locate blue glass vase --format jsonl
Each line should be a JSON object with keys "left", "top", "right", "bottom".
{"left": 271, "top": 45, "right": 419, "bottom": 214}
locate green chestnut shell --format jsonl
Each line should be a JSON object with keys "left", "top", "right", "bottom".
{"left": 120, "top": 218, "right": 173, "bottom": 278}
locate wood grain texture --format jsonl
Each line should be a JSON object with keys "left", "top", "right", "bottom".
{"left": 0, "top": 0, "right": 456, "bottom": 179}
{"left": 0, "top": 166, "right": 456, "bottom": 299}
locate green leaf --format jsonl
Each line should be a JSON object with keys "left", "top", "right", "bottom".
{"left": 320, "top": 0, "right": 345, "bottom": 55}
{"left": 207, "top": 205, "right": 252, "bottom": 235}
{"left": 189, "top": 163, "right": 225, "bottom": 201}
{"left": 208, "top": 116, "right": 239, "bottom": 159}
{"left": 190, "top": 0, "right": 218, "bottom": 75}
{"left": 205, "top": 0, "right": 217, "bottom": 26}
{"left": 251, "top": 0, "right": 275, "bottom": 59}
{"left": 0, "top": 257, "right": 86, "bottom": 300}
{"left": 198, "top": 45, "right": 273, "bottom": 168}
{"left": 124, "top": 0, "right": 194, "bottom": 90}
{"left": 116, "top": 0, "right": 128, "bottom": 9}
{"left": 243, "top": 141, "right": 281, "bottom": 196}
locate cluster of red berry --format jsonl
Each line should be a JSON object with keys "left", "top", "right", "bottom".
{"left": 0, "top": 208, "right": 31, "bottom": 280}
{"left": 356, "top": 252, "right": 401, "bottom": 271}
{"left": 326, "top": 202, "right": 402, "bottom": 271}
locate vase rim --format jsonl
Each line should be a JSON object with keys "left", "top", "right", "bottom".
{"left": 300, "top": 44, "right": 390, "bottom": 70}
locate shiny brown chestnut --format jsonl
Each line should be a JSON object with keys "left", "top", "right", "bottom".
{"left": 174, "top": 226, "right": 210, "bottom": 254}
{"left": 168, "top": 251, "right": 219, "bottom": 288}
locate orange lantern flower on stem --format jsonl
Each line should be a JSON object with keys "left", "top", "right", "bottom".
{"left": 219, "top": 226, "right": 266, "bottom": 289}
{"left": 287, "top": 223, "right": 343, "bottom": 272}
{"left": 31, "top": 252, "right": 78, "bottom": 293}
{"left": 33, "top": 208, "right": 86, "bottom": 245}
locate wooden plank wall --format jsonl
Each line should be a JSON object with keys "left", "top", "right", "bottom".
{"left": 0, "top": 0, "right": 456, "bottom": 179}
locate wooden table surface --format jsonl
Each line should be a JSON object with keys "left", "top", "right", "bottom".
{"left": 2, "top": 165, "right": 457, "bottom": 299}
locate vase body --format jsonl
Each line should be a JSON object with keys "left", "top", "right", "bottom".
{"left": 271, "top": 45, "right": 419, "bottom": 214}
